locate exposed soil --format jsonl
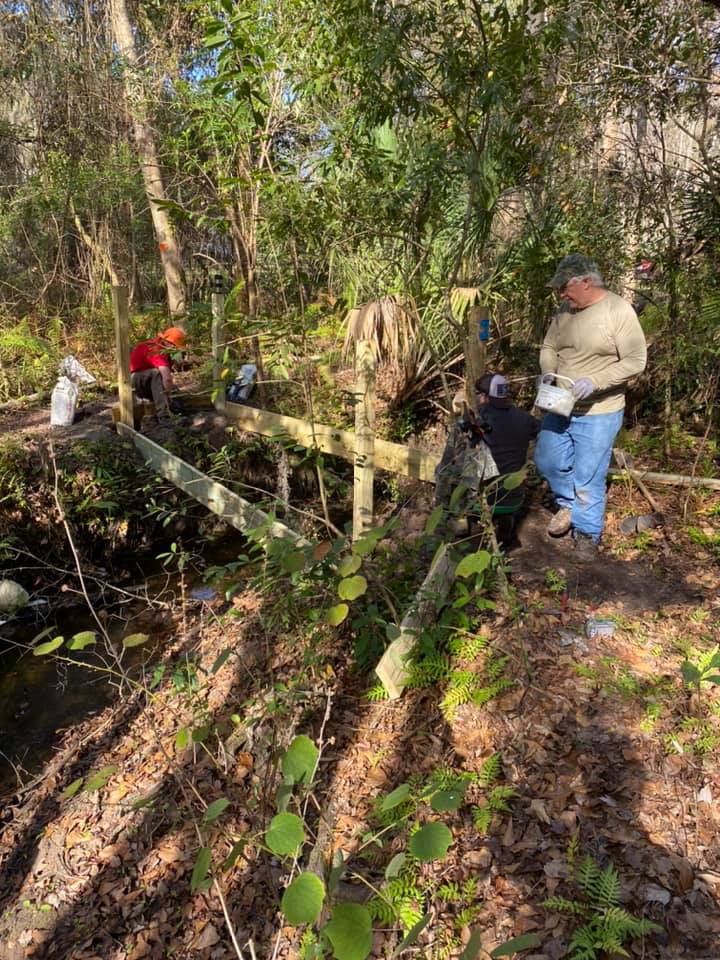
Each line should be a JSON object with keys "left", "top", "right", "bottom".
{"left": 0, "top": 398, "right": 718, "bottom": 959}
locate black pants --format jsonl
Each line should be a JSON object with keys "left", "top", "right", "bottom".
{"left": 131, "top": 369, "right": 171, "bottom": 424}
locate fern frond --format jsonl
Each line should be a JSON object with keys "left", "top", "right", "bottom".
{"left": 576, "top": 855, "right": 603, "bottom": 900}
{"left": 567, "top": 923, "right": 603, "bottom": 960}
{"left": 486, "top": 654, "right": 510, "bottom": 680}
{"left": 594, "top": 864, "right": 621, "bottom": 909}
{"left": 440, "top": 669, "right": 479, "bottom": 719}
{"left": 447, "top": 630, "right": 489, "bottom": 660}
{"left": 367, "top": 896, "right": 397, "bottom": 925}
{"left": 472, "top": 803, "right": 492, "bottom": 834}
{"left": 471, "top": 677, "right": 513, "bottom": 707}
{"left": 437, "top": 881, "right": 461, "bottom": 902}
{"left": 299, "top": 928, "right": 319, "bottom": 960}
{"left": 397, "top": 899, "right": 423, "bottom": 932}
{"left": 456, "top": 904, "right": 482, "bottom": 926}
{"left": 406, "top": 653, "right": 452, "bottom": 688}
{"left": 487, "top": 784, "right": 517, "bottom": 812}
{"left": 600, "top": 906, "right": 661, "bottom": 938}
{"left": 477, "top": 752, "right": 502, "bottom": 787}
{"left": 541, "top": 897, "right": 590, "bottom": 917}
{"left": 364, "top": 683, "right": 389, "bottom": 702}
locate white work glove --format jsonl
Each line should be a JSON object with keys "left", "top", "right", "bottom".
{"left": 541, "top": 374, "right": 555, "bottom": 384}
{"left": 572, "top": 377, "right": 595, "bottom": 400}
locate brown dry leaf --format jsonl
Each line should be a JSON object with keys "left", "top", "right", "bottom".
{"left": 501, "top": 817, "right": 514, "bottom": 848}
{"left": 313, "top": 541, "right": 332, "bottom": 561}
{"left": 64, "top": 829, "right": 89, "bottom": 848}
{"left": 157, "top": 843, "right": 185, "bottom": 865}
{"left": 128, "top": 934, "right": 152, "bottom": 960}
{"left": 528, "top": 798, "right": 551, "bottom": 824}
{"left": 192, "top": 923, "right": 220, "bottom": 949}
{"left": 107, "top": 783, "right": 129, "bottom": 804}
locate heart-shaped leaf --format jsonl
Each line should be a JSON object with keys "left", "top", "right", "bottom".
{"left": 384, "top": 852, "right": 406, "bottom": 880}
{"left": 281, "top": 551, "right": 306, "bottom": 573}
{"left": 455, "top": 550, "right": 491, "bottom": 579}
{"left": 337, "top": 576, "right": 367, "bottom": 601}
{"left": 281, "top": 872, "right": 325, "bottom": 925}
{"left": 265, "top": 812, "right": 305, "bottom": 856}
{"left": 409, "top": 822, "right": 453, "bottom": 861}
{"left": 324, "top": 903, "right": 372, "bottom": 960}
{"left": 326, "top": 603, "right": 349, "bottom": 626}
{"left": 338, "top": 555, "right": 362, "bottom": 577}
{"left": 282, "top": 735, "right": 318, "bottom": 784}
{"left": 431, "top": 787, "right": 466, "bottom": 812}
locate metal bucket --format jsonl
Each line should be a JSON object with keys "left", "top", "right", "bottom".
{"left": 534, "top": 375, "right": 575, "bottom": 417}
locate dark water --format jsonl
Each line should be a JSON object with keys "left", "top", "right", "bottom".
{"left": 0, "top": 536, "right": 250, "bottom": 798}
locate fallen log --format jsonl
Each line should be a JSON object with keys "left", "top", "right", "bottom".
{"left": 608, "top": 467, "right": 720, "bottom": 491}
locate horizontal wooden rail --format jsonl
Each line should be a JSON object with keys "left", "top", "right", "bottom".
{"left": 117, "top": 424, "right": 307, "bottom": 545}
{"left": 223, "top": 401, "right": 441, "bottom": 483}
{"left": 223, "top": 404, "right": 720, "bottom": 491}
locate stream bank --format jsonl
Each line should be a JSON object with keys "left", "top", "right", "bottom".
{"left": 0, "top": 399, "right": 719, "bottom": 959}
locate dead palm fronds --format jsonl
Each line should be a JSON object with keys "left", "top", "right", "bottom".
{"left": 343, "top": 294, "right": 462, "bottom": 416}
{"left": 449, "top": 286, "right": 481, "bottom": 317}
{"left": 342, "top": 295, "right": 415, "bottom": 364}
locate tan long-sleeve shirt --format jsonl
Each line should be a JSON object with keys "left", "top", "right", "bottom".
{"left": 540, "top": 290, "right": 647, "bottom": 415}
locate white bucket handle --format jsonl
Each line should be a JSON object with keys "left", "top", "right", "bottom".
{"left": 538, "top": 373, "right": 575, "bottom": 387}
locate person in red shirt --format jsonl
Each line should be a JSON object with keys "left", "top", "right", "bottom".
{"left": 129, "top": 326, "right": 187, "bottom": 430}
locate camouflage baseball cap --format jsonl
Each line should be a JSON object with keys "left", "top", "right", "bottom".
{"left": 546, "top": 253, "right": 599, "bottom": 288}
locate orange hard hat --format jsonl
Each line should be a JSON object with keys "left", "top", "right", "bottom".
{"left": 160, "top": 326, "right": 187, "bottom": 349}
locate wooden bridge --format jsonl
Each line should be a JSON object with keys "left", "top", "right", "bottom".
{"left": 111, "top": 286, "right": 720, "bottom": 700}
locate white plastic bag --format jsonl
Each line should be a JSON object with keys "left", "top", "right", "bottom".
{"left": 226, "top": 363, "right": 258, "bottom": 403}
{"left": 50, "top": 376, "right": 79, "bottom": 426}
{"left": 59, "top": 355, "right": 96, "bottom": 385}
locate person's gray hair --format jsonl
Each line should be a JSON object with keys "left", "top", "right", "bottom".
{"left": 571, "top": 268, "right": 605, "bottom": 287}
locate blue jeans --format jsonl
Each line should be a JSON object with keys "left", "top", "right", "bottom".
{"left": 534, "top": 409, "right": 624, "bottom": 542}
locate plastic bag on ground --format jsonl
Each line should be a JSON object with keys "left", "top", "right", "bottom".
{"left": 50, "top": 376, "right": 79, "bottom": 426}
{"left": 60, "top": 355, "right": 96, "bottom": 385}
{"left": 226, "top": 363, "right": 258, "bottom": 403}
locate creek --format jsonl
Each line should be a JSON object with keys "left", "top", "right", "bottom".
{"left": 0, "top": 535, "right": 249, "bottom": 799}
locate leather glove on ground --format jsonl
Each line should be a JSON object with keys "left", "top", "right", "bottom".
{"left": 572, "top": 377, "right": 595, "bottom": 399}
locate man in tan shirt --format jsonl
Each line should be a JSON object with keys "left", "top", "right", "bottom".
{"left": 534, "top": 254, "right": 647, "bottom": 561}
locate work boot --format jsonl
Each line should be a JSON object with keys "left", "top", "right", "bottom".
{"left": 547, "top": 507, "right": 572, "bottom": 537}
{"left": 573, "top": 532, "right": 598, "bottom": 563}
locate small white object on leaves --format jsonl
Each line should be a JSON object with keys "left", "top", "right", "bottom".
{"left": 0, "top": 580, "right": 29, "bottom": 613}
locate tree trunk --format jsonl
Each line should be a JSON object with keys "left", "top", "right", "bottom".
{"left": 226, "top": 202, "right": 266, "bottom": 399}
{"left": 110, "top": 0, "right": 186, "bottom": 316}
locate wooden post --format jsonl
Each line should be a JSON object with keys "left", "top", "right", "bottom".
{"left": 353, "top": 340, "right": 376, "bottom": 540}
{"left": 465, "top": 304, "right": 487, "bottom": 412}
{"left": 112, "top": 285, "right": 134, "bottom": 429}
{"left": 211, "top": 290, "right": 226, "bottom": 412}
